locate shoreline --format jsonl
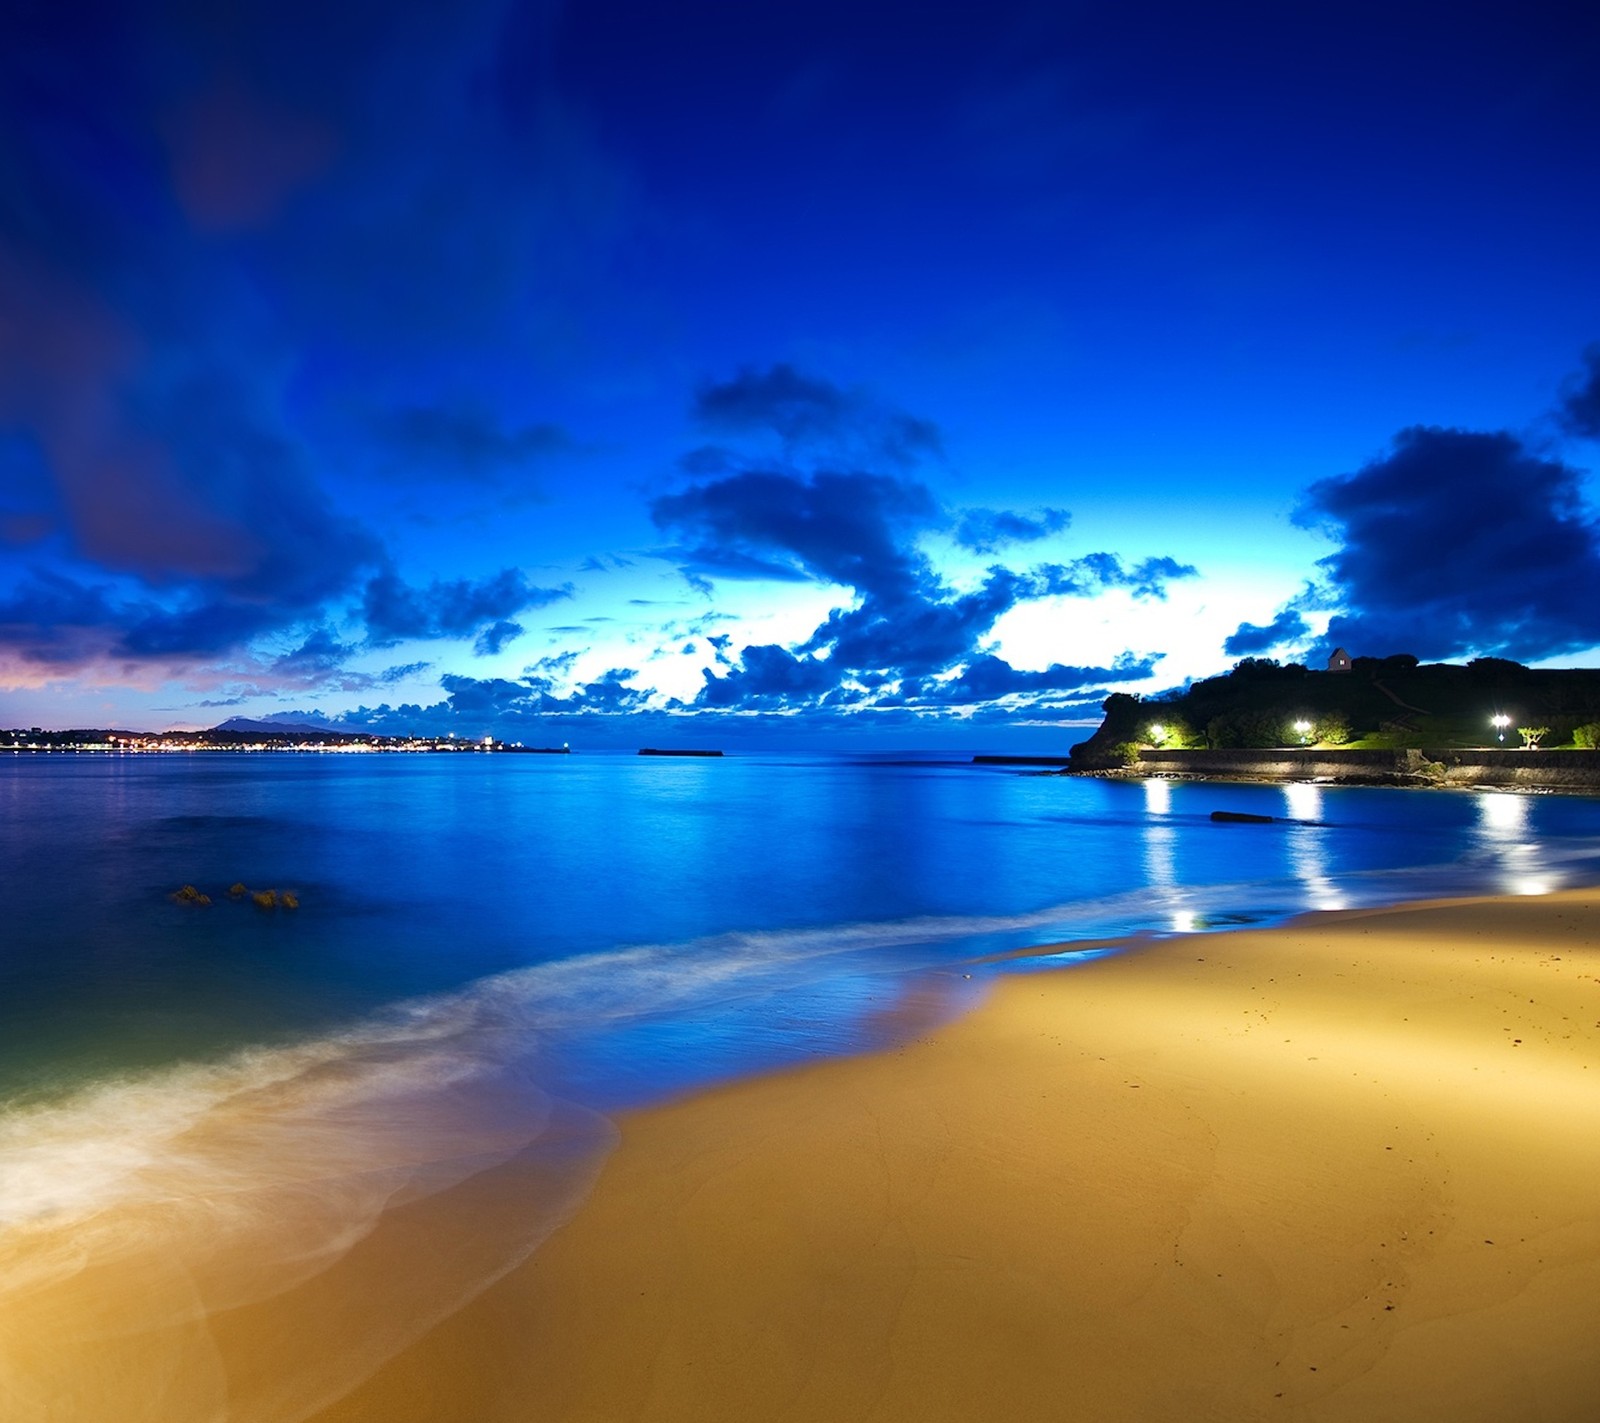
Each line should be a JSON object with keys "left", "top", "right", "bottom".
{"left": 1067, "top": 746, "right": 1600, "bottom": 794}
{"left": 300, "top": 888, "right": 1600, "bottom": 1423}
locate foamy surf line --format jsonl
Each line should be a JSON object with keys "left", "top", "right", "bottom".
{"left": 0, "top": 995, "right": 622, "bottom": 1423}
{"left": 10, "top": 827, "right": 1598, "bottom": 1232}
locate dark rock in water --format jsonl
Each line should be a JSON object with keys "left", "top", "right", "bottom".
{"left": 170, "top": 883, "right": 211, "bottom": 905}
{"left": 1210, "top": 810, "right": 1276, "bottom": 824}
{"left": 638, "top": 748, "right": 723, "bottom": 757}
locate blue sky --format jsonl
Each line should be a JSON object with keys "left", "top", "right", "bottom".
{"left": 3, "top": 0, "right": 1599, "bottom": 747}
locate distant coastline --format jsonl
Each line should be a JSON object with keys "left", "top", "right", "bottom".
{"left": 0, "top": 728, "right": 559, "bottom": 755}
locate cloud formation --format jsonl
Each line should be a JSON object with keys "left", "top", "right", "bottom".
{"left": 362, "top": 568, "right": 571, "bottom": 646}
{"left": 1296, "top": 425, "right": 1600, "bottom": 660}
{"left": 1223, "top": 609, "right": 1310, "bottom": 657}
{"left": 1558, "top": 344, "right": 1600, "bottom": 440}
{"left": 692, "top": 364, "right": 943, "bottom": 467}
{"left": 649, "top": 371, "right": 1192, "bottom": 716}
{"left": 953, "top": 506, "right": 1070, "bottom": 554}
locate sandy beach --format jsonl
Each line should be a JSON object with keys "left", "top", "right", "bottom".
{"left": 7, "top": 890, "right": 1599, "bottom": 1422}
{"left": 293, "top": 890, "right": 1600, "bottom": 1423}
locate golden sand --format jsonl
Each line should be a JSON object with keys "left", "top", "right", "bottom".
{"left": 10, "top": 893, "right": 1600, "bottom": 1421}
{"left": 301, "top": 891, "right": 1600, "bottom": 1422}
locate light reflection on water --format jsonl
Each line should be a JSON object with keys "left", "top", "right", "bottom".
{"left": 1473, "top": 791, "right": 1553, "bottom": 896}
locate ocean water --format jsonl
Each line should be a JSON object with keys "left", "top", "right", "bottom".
{"left": 2, "top": 751, "right": 1598, "bottom": 1418}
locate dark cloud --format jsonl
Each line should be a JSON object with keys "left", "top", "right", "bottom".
{"left": 653, "top": 468, "right": 937, "bottom": 594}
{"left": 1223, "top": 609, "right": 1310, "bottom": 656}
{"left": 693, "top": 364, "right": 943, "bottom": 466}
{"left": 1296, "top": 426, "right": 1600, "bottom": 660}
{"left": 1557, "top": 343, "right": 1600, "bottom": 440}
{"left": 914, "top": 653, "right": 1159, "bottom": 704}
{"left": 524, "top": 650, "right": 581, "bottom": 680}
{"left": 578, "top": 553, "right": 635, "bottom": 573}
{"left": 953, "top": 506, "right": 1070, "bottom": 554}
{"left": 0, "top": 569, "right": 122, "bottom": 666}
{"left": 380, "top": 660, "right": 431, "bottom": 682}
{"left": 375, "top": 405, "right": 571, "bottom": 486}
{"left": 435, "top": 667, "right": 648, "bottom": 717}
{"left": 1030, "top": 554, "right": 1198, "bottom": 600}
{"left": 692, "top": 645, "right": 841, "bottom": 708}
{"left": 272, "top": 629, "right": 354, "bottom": 676}
{"left": 473, "top": 619, "right": 524, "bottom": 656}
{"left": 362, "top": 568, "right": 571, "bottom": 645}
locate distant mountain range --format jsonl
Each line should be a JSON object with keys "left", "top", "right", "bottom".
{"left": 213, "top": 715, "right": 344, "bottom": 736}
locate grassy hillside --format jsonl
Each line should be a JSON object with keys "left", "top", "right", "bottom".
{"left": 1072, "top": 656, "right": 1600, "bottom": 766}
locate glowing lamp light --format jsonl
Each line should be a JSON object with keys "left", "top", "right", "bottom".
{"left": 1148, "top": 723, "right": 1167, "bottom": 747}
{"left": 1491, "top": 713, "right": 1511, "bottom": 743}
{"left": 1293, "top": 719, "right": 1311, "bottom": 744}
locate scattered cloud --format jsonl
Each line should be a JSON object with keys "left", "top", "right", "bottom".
{"left": 1557, "top": 343, "right": 1600, "bottom": 440}
{"left": 362, "top": 567, "right": 571, "bottom": 645}
{"left": 953, "top": 506, "right": 1070, "bottom": 554}
{"left": 1294, "top": 425, "right": 1600, "bottom": 660}
{"left": 473, "top": 619, "right": 524, "bottom": 656}
{"left": 1223, "top": 609, "right": 1310, "bottom": 657}
{"left": 374, "top": 405, "right": 572, "bottom": 488}
{"left": 692, "top": 364, "right": 943, "bottom": 467}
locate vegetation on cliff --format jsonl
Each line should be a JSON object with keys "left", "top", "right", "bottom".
{"left": 1071, "top": 656, "right": 1600, "bottom": 767}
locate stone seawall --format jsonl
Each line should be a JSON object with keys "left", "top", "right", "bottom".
{"left": 1132, "top": 747, "right": 1600, "bottom": 791}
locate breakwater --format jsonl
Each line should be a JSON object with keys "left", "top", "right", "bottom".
{"left": 1126, "top": 747, "right": 1600, "bottom": 791}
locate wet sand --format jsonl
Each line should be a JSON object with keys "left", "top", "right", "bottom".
{"left": 302, "top": 890, "right": 1600, "bottom": 1423}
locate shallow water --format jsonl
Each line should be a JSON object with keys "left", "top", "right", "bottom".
{"left": 2, "top": 751, "right": 1597, "bottom": 1418}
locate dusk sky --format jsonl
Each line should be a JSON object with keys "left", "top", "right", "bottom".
{"left": 3, "top": 0, "right": 1599, "bottom": 748}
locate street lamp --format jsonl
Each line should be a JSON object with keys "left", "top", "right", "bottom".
{"left": 1293, "top": 719, "right": 1311, "bottom": 744}
{"left": 1491, "top": 714, "right": 1510, "bottom": 744}
{"left": 1148, "top": 723, "right": 1167, "bottom": 748}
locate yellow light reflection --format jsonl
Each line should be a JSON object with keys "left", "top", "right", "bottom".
{"left": 1282, "top": 782, "right": 1323, "bottom": 823}
{"left": 1143, "top": 778, "right": 1171, "bottom": 815}
{"left": 1477, "top": 791, "right": 1529, "bottom": 838}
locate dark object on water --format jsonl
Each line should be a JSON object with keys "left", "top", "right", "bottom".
{"left": 170, "top": 883, "right": 211, "bottom": 905}
{"left": 972, "top": 754, "right": 1074, "bottom": 766}
{"left": 1210, "top": 810, "right": 1277, "bottom": 824}
{"left": 639, "top": 748, "right": 724, "bottom": 757}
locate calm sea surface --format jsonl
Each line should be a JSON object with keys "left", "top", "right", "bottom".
{"left": 4, "top": 752, "right": 1600, "bottom": 1105}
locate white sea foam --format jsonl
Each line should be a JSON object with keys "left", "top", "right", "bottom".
{"left": 0, "top": 998, "right": 615, "bottom": 1423}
